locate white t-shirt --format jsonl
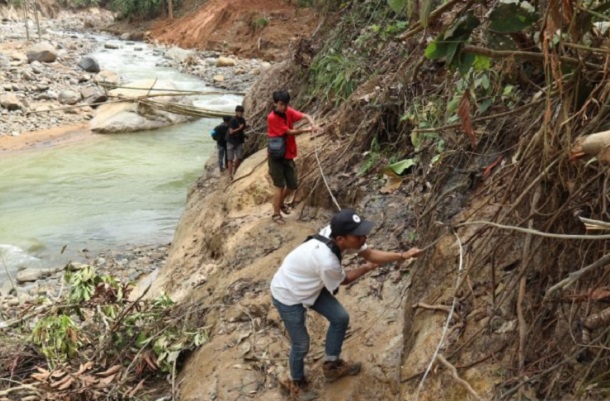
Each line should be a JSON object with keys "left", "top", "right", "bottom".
{"left": 270, "top": 226, "right": 368, "bottom": 306}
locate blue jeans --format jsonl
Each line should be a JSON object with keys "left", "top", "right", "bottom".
{"left": 217, "top": 143, "right": 226, "bottom": 170}
{"left": 272, "top": 288, "right": 350, "bottom": 380}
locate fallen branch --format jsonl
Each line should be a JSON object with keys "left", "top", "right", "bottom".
{"left": 462, "top": 45, "right": 599, "bottom": 69}
{"left": 436, "top": 354, "right": 483, "bottom": 401}
{"left": 0, "top": 383, "right": 40, "bottom": 396}
{"left": 545, "top": 253, "right": 610, "bottom": 297}
{"left": 457, "top": 221, "right": 610, "bottom": 240}
{"left": 412, "top": 98, "right": 545, "bottom": 133}
{"left": 412, "top": 302, "right": 461, "bottom": 321}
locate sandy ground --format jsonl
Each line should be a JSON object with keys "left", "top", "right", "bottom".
{"left": 0, "top": 124, "right": 90, "bottom": 153}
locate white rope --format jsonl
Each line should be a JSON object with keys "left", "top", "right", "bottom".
{"left": 311, "top": 131, "right": 341, "bottom": 211}
{"left": 415, "top": 230, "right": 464, "bottom": 401}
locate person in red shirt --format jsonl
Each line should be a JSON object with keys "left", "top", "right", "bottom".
{"left": 267, "top": 90, "right": 319, "bottom": 225}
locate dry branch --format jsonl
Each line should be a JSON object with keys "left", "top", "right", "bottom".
{"left": 412, "top": 302, "right": 461, "bottom": 321}
{"left": 545, "top": 253, "right": 610, "bottom": 297}
{"left": 436, "top": 354, "right": 483, "bottom": 401}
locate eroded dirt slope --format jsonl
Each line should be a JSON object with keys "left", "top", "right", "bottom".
{"left": 149, "top": 0, "right": 320, "bottom": 60}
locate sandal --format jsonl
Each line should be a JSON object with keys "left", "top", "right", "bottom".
{"left": 272, "top": 214, "right": 286, "bottom": 225}
{"left": 280, "top": 203, "right": 293, "bottom": 215}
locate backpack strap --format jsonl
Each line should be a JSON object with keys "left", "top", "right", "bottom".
{"left": 305, "top": 234, "right": 342, "bottom": 263}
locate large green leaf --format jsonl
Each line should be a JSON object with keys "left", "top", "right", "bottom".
{"left": 420, "top": 0, "right": 433, "bottom": 28}
{"left": 387, "top": 0, "right": 406, "bottom": 14}
{"left": 424, "top": 12, "right": 480, "bottom": 66}
{"left": 386, "top": 158, "right": 417, "bottom": 175}
{"left": 488, "top": 1, "right": 538, "bottom": 33}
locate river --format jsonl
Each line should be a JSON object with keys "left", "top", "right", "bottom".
{"left": 0, "top": 34, "right": 242, "bottom": 280}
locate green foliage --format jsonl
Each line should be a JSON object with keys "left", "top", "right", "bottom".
{"left": 58, "top": 0, "right": 99, "bottom": 8}
{"left": 488, "top": 0, "right": 538, "bottom": 33}
{"left": 28, "top": 267, "right": 207, "bottom": 374}
{"left": 251, "top": 16, "right": 269, "bottom": 32}
{"left": 359, "top": 137, "right": 381, "bottom": 176}
{"left": 387, "top": 0, "right": 406, "bottom": 14}
{"left": 386, "top": 158, "right": 416, "bottom": 175}
{"left": 65, "top": 265, "right": 124, "bottom": 303}
{"left": 310, "top": 52, "right": 365, "bottom": 103}
{"left": 424, "top": 12, "right": 480, "bottom": 67}
{"left": 111, "top": 0, "right": 179, "bottom": 20}
{"left": 32, "top": 315, "right": 80, "bottom": 364}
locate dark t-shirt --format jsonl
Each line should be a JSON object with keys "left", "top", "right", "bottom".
{"left": 214, "top": 123, "right": 229, "bottom": 146}
{"left": 228, "top": 116, "right": 246, "bottom": 145}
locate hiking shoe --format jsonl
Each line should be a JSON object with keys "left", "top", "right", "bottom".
{"left": 322, "top": 359, "right": 362, "bottom": 382}
{"left": 279, "top": 377, "right": 317, "bottom": 401}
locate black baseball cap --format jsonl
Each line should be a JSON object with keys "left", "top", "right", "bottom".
{"left": 330, "top": 209, "right": 375, "bottom": 237}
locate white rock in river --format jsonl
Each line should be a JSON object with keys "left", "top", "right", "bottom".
{"left": 90, "top": 79, "right": 196, "bottom": 133}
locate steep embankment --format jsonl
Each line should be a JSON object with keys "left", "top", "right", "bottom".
{"left": 144, "top": 131, "right": 420, "bottom": 400}
{"left": 147, "top": 1, "right": 610, "bottom": 400}
{"left": 149, "top": 0, "right": 320, "bottom": 60}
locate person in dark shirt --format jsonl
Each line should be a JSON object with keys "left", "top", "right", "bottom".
{"left": 213, "top": 116, "right": 231, "bottom": 173}
{"left": 227, "top": 105, "right": 247, "bottom": 180}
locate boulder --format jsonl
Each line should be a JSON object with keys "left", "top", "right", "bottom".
{"left": 80, "top": 85, "right": 107, "bottom": 105}
{"left": 213, "top": 74, "right": 225, "bottom": 82}
{"left": 78, "top": 56, "right": 100, "bottom": 73}
{"left": 104, "top": 42, "right": 119, "bottom": 49}
{"left": 216, "top": 56, "right": 237, "bottom": 67}
{"left": 26, "top": 42, "right": 57, "bottom": 63}
{"left": 90, "top": 79, "right": 195, "bottom": 133}
{"left": 16, "top": 268, "right": 46, "bottom": 283}
{"left": 58, "top": 90, "right": 81, "bottom": 105}
{"left": 0, "top": 93, "right": 23, "bottom": 110}
{"left": 94, "top": 70, "right": 121, "bottom": 88}
{"left": 165, "top": 47, "right": 197, "bottom": 64}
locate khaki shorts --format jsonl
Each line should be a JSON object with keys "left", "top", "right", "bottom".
{"left": 268, "top": 158, "right": 297, "bottom": 190}
{"left": 227, "top": 143, "right": 243, "bottom": 161}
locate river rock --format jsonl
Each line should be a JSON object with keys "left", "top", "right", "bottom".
{"left": 80, "top": 85, "right": 107, "bottom": 105}
{"left": 166, "top": 47, "right": 197, "bottom": 64}
{"left": 16, "top": 268, "right": 46, "bottom": 283}
{"left": 78, "top": 56, "right": 100, "bottom": 73}
{"left": 104, "top": 42, "right": 119, "bottom": 49}
{"left": 0, "top": 53, "right": 9, "bottom": 69}
{"left": 58, "top": 90, "right": 81, "bottom": 105}
{"left": 26, "top": 42, "right": 57, "bottom": 63}
{"left": 30, "top": 61, "right": 44, "bottom": 74}
{"left": 94, "top": 70, "right": 121, "bottom": 88}
{"left": 216, "top": 56, "right": 237, "bottom": 67}
{"left": 0, "top": 93, "right": 23, "bottom": 110}
{"left": 9, "top": 51, "right": 28, "bottom": 65}
{"left": 213, "top": 74, "right": 224, "bottom": 82}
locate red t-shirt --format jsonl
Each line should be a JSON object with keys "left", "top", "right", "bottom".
{"left": 267, "top": 107, "right": 304, "bottom": 159}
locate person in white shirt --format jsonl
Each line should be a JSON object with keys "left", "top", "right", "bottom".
{"left": 270, "top": 209, "right": 422, "bottom": 400}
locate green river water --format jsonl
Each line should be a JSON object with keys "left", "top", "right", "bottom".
{"left": 0, "top": 34, "right": 242, "bottom": 278}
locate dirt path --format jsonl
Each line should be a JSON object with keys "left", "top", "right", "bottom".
{"left": 149, "top": 0, "right": 320, "bottom": 60}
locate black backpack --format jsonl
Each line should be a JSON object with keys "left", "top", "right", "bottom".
{"left": 268, "top": 110, "right": 288, "bottom": 160}
{"left": 268, "top": 135, "right": 286, "bottom": 160}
